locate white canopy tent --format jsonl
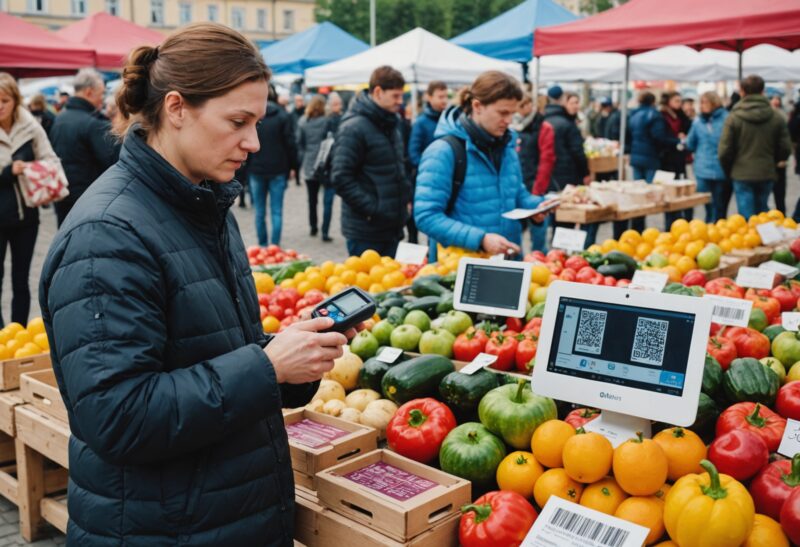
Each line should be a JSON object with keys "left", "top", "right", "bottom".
{"left": 304, "top": 27, "right": 523, "bottom": 87}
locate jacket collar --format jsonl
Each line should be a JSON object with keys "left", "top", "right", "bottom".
{"left": 346, "top": 90, "right": 399, "bottom": 133}
{"left": 423, "top": 103, "right": 442, "bottom": 121}
{"left": 119, "top": 126, "right": 241, "bottom": 226}
{"left": 65, "top": 96, "right": 98, "bottom": 113}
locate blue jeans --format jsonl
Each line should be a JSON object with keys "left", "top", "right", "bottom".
{"left": 249, "top": 174, "right": 286, "bottom": 246}
{"left": 531, "top": 217, "right": 550, "bottom": 252}
{"left": 696, "top": 177, "right": 732, "bottom": 223}
{"left": 346, "top": 240, "right": 400, "bottom": 258}
{"left": 733, "top": 180, "right": 773, "bottom": 220}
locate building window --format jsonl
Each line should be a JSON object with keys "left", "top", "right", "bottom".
{"left": 150, "top": 0, "right": 164, "bottom": 25}
{"left": 179, "top": 2, "right": 192, "bottom": 25}
{"left": 26, "top": 0, "right": 47, "bottom": 13}
{"left": 282, "top": 10, "right": 294, "bottom": 32}
{"left": 257, "top": 8, "right": 267, "bottom": 30}
{"left": 231, "top": 7, "right": 245, "bottom": 30}
{"left": 71, "top": 0, "right": 86, "bottom": 15}
{"left": 105, "top": 0, "right": 119, "bottom": 15}
{"left": 208, "top": 4, "right": 218, "bottom": 22}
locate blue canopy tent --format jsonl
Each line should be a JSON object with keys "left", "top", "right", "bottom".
{"left": 451, "top": 0, "right": 578, "bottom": 63}
{"left": 260, "top": 22, "right": 368, "bottom": 75}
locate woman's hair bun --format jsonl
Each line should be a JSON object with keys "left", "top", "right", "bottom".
{"left": 118, "top": 45, "right": 158, "bottom": 118}
{"left": 458, "top": 86, "right": 473, "bottom": 108}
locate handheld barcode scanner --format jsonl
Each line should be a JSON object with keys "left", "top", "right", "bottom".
{"left": 311, "top": 287, "right": 376, "bottom": 333}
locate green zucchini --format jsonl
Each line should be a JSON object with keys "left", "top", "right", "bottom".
{"left": 603, "top": 251, "right": 638, "bottom": 276}
{"left": 381, "top": 354, "right": 455, "bottom": 404}
{"left": 723, "top": 358, "right": 780, "bottom": 406}
{"left": 702, "top": 353, "right": 723, "bottom": 398}
{"left": 358, "top": 353, "right": 407, "bottom": 392}
{"left": 403, "top": 296, "right": 441, "bottom": 313}
{"left": 381, "top": 295, "right": 408, "bottom": 309}
{"left": 439, "top": 370, "right": 499, "bottom": 414}
{"left": 435, "top": 294, "right": 454, "bottom": 314}
{"left": 597, "top": 263, "right": 629, "bottom": 279}
{"left": 411, "top": 276, "right": 449, "bottom": 297}
{"left": 386, "top": 306, "right": 408, "bottom": 325}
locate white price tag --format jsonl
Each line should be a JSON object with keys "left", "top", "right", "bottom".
{"left": 781, "top": 227, "right": 800, "bottom": 240}
{"left": 756, "top": 222, "right": 784, "bottom": 245}
{"left": 375, "top": 347, "right": 403, "bottom": 363}
{"left": 760, "top": 260, "right": 800, "bottom": 279}
{"left": 703, "top": 294, "right": 753, "bottom": 327}
{"left": 394, "top": 242, "right": 428, "bottom": 265}
{"left": 778, "top": 418, "right": 800, "bottom": 458}
{"left": 629, "top": 270, "right": 669, "bottom": 292}
{"left": 783, "top": 313, "right": 800, "bottom": 331}
{"left": 552, "top": 227, "right": 587, "bottom": 252}
{"left": 459, "top": 353, "right": 498, "bottom": 375}
{"left": 490, "top": 254, "right": 506, "bottom": 261}
{"left": 502, "top": 208, "right": 540, "bottom": 220}
{"left": 653, "top": 170, "right": 676, "bottom": 183}
{"left": 736, "top": 266, "right": 776, "bottom": 289}
{"left": 522, "top": 497, "right": 648, "bottom": 547}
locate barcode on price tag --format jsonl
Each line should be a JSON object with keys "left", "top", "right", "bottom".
{"left": 522, "top": 497, "right": 647, "bottom": 547}
{"left": 552, "top": 227, "right": 587, "bottom": 252}
{"left": 703, "top": 294, "right": 753, "bottom": 327}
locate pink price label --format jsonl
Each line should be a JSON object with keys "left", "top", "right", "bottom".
{"left": 285, "top": 419, "right": 350, "bottom": 448}
{"left": 344, "top": 462, "right": 437, "bottom": 501}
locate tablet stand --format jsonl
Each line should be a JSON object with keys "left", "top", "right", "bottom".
{"left": 583, "top": 410, "right": 652, "bottom": 448}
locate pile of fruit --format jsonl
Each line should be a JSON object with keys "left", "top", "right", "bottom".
{"left": 258, "top": 287, "right": 326, "bottom": 333}
{"left": 246, "top": 244, "right": 305, "bottom": 267}
{"left": 0, "top": 318, "right": 49, "bottom": 359}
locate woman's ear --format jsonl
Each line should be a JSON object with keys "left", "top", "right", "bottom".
{"left": 163, "top": 91, "right": 186, "bottom": 129}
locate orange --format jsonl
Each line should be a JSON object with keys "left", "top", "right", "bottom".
{"left": 730, "top": 233, "right": 745, "bottom": 249}
{"left": 296, "top": 280, "right": 312, "bottom": 296}
{"left": 635, "top": 243, "right": 653, "bottom": 260}
{"left": 667, "top": 253, "right": 682, "bottom": 266}
{"left": 533, "top": 468, "right": 583, "bottom": 508}
{"left": 325, "top": 276, "right": 342, "bottom": 293}
{"left": 252, "top": 273, "right": 275, "bottom": 294}
{"left": 662, "top": 265, "right": 682, "bottom": 283}
{"left": 14, "top": 330, "right": 32, "bottom": 346}
{"left": 0, "top": 330, "right": 10, "bottom": 346}
{"left": 5, "top": 340, "right": 20, "bottom": 355}
{"left": 613, "top": 433, "right": 668, "bottom": 496}
{"left": 562, "top": 431, "right": 613, "bottom": 483}
{"left": 670, "top": 218, "right": 689, "bottom": 237}
{"left": 0, "top": 346, "right": 10, "bottom": 360}
{"left": 333, "top": 263, "right": 346, "bottom": 276}
{"left": 340, "top": 270, "right": 357, "bottom": 285}
{"left": 671, "top": 240, "right": 687, "bottom": 254}
{"left": 306, "top": 273, "right": 325, "bottom": 291}
{"left": 728, "top": 213, "right": 746, "bottom": 229}
{"left": 23, "top": 342, "right": 40, "bottom": 354}
{"left": 531, "top": 419, "right": 575, "bottom": 468}
{"left": 580, "top": 477, "right": 628, "bottom": 515}
{"left": 14, "top": 347, "right": 37, "bottom": 359}
{"left": 4, "top": 323, "right": 23, "bottom": 335}
{"left": 744, "top": 232, "right": 761, "bottom": 248}
{"left": 653, "top": 483, "right": 671, "bottom": 502}
{"left": 383, "top": 270, "right": 407, "bottom": 289}
{"left": 620, "top": 229, "right": 642, "bottom": 246}
{"left": 384, "top": 260, "right": 401, "bottom": 272}
{"left": 279, "top": 279, "right": 295, "bottom": 289}
{"left": 33, "top": 333, "right": 49, "bottom": 351}
{"left": 531, "top": 265, "right": 551, "bottom": 286}
{"left": 360, "top": 249, "right": 382, "bottom": 269}
{"left": 706, "top": 225, "right": 721, "bottom": 243}
{"left": 684, "top": 241, "right": 704, "bottom": 260}
{"left": 26, "top": 317, "right": 45, "bottom": 336}
{"left": 642, "top": 228, "right": 660, "bottom": 244}
{"left": 355, "top": 272, "right": 371, "bottom": 290}
{"left": 719, "top": 238, "right": 734, "bottom": 253}
{"left": 368, "top": 283, "right": 386, "bottom": 293}
{"left": 783, "top": 218, "right": 798, "bottom": 229}
{"left": 496, "top": 451, "right": 544, "bottom": 499}
{"left": 600, "top": 239, "right": 618, "bottom": 253}
{"left": 320, "top": 261, "right": 336, "bottom": 278}
{"left": 743, "top": 514, "right": 790, "bottom": 547}
{"left": 262, "top": 316, "right": 280, "bottom": 333}
{"left": 655, "top": 233, "right": 675, "bottom": 246}
{"left": 689, "top": 222, "right": 707, "bottom": 241}
{"left": 615, "top": 496, "right": 665, "bottom": 545}
{"left": 369, "top": 265, "right": 389, "bottom": 285}
{"left": 675, "top": 256, "right": 697, "bottom": 275}
{"left": 617, "top": 242, "right": 635, "bottom": 257}
{"left": 344, "top": 256, "right": 363, "bottom": 272}
{"left": 653, "top": 427, "right": 707, "bottom": 481}
{"left": 329, "top": 283, "right": 346, "bottom": 295}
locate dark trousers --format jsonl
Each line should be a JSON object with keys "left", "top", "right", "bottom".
{"left": 54, "top": 194, "right": 79, "bottom": 227}
{"left": 306, "top": 178, "right": 335, "bottom": 237}
{"left": 0, "top": 223, "right": 38, "bottom": 325}
{"left": 775, "top": 166, "right": 787, "bottom": 214}
{"left": 346, "top": 239, "right": 400, "bottom": 258}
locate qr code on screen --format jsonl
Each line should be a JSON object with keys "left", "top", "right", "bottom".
{"left": 575, "top": 309, "right": 607, "bottom": 354}
{"left": 630, "top": 317, "right": 669, "bottom": 366}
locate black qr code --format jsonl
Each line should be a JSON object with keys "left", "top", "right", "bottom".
{"left": 575, "top": 309, "right": 607, "bottom": 355}
{"left": 630, "top": 317, "right": 669, "bottom": 366}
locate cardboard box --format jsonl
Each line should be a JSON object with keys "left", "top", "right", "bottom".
{"left": 20, "top": 370, "right": 67, "bottom": 423}
{"left": 316, "top": 449, "right": 470, "bottom": 542}
{"left": 295, "top": 486, "right": 459, "bottom": 547}
{"left": 0, "top": 354, "right": 50, "bottom": 391}
{"left": 284, "top": 408, "right": 378, "bottom": 490}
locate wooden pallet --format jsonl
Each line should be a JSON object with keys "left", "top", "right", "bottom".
{"left": 663, "top": 193, "right": 711, "bottom": 212}
{"left": 15, "top": 405, "right": 70, "bottom": 541}
{"left": 555, "top": 204, "right": 617, "bottom": 224}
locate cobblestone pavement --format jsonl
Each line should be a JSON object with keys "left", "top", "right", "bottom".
{"left": 0, "top": 171, "right": 797, "bottom": 544}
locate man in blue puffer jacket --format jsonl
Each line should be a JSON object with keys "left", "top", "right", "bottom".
{"left": 415, "top": 71, "right": 551, "bottom": 259}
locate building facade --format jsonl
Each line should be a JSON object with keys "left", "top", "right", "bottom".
{"left": 3, "top": 0, "right": 315, "bottom": 41}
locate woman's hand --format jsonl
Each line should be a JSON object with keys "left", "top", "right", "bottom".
{"left": 481, "top": 233, "right": 520, "bottom": 256}
{"left": 11, "top": 161, "right": 27, "bottom": 175}
{"left": 531, "top": 198, "right": 560, "bottom": 224}
{"left": 265, "top": 317, "right": 349, "bottom": 384}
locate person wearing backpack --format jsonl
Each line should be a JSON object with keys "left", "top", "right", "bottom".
{"left": 415, "top": 71, "right": 554, "bottom": 261}
{"left": 298, "top": 95, "right": 336, "bottom": 242}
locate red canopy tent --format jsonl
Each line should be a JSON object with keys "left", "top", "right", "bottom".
{"left": 0, "top": 12, "right": 95, "bottom": 77}
{"left": 56, "top": 12, "right": 165, "bottom": 70}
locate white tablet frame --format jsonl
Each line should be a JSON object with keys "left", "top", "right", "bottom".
{"left": 531, "top": 281, "right": 712, "bottom": 426}
{"left": 453, "top": 258, "right": 532, "bottom": 318}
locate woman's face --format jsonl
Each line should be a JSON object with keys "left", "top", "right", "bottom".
{"left": 669, "top": 95, "right": 682, "bottom": 111}
{"left": 566, "top": 96, "right": 580, "bottom": 116}
{"left": 0, "top": 90, "right": 16, "bottom": 127}
{"left": 473, "top": 98, "right": 519, "bottom": 137}
{"left": 700, "top": 97, "right": 713, "bottom": 114}
{"left": 173, "top": 79, "right": 268, "bottom": 183}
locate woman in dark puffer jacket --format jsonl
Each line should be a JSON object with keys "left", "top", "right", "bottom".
{"left": 39, "top": 23, "right": 353, "bottom": 546}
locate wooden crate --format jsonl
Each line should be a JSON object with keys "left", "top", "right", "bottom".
{"left": 0, "top": 353, "right": 50, "bottom": 391}
{"left": 15, "top": 405, "right": 70, "bottom": 541}
{"left": 731, "top": 246, "right": 773, "bottom": 267}
{"left": 316, "top": 449, "right": 470, "bottom": 543}
{"left": 284, "top": 409, "right": 378, "bottom": 491}
{"left": 613, "top": 203, "right": 664, "bottom": 221}
{"left": 588, "top": 156, "right": 618, "bottom": 175}
{"left": 663, "top": 192, "right": 711, "bottom": 212}
{"left": 555, "top": 204, "right": 616, "bottom": 224}
{"left": 296, "top": 486, "right": 459, "bottom": 547}
{"left": 20, "top": 369, "right": 67, "bottom": 423}
{"left": 719, "top": 255, "right": 747, "bottom": 278}
{"left": 0, "top": 391, "right": 24, "bottom": 437}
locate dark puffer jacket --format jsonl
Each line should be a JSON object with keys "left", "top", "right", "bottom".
{"left": 248, "top": 101, "right": 299, "bottom": 179}
{"left": 330, "top": 90, "right": 411, "bottom": 242}
{"left": 544, "top": 103, "right": 588, "bottom": 189}
{"left": 39, "top": 128, "right": 316, "bottom": 546}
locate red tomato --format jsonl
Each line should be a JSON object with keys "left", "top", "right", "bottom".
{"left": 506, "top": 317, "right": 524, "bottom": 332}
{"left": 257, "top": 293, "right": 271, "bottom": 306}
{"left": 708, "top": 429, "right": 769, "bottom": 481}
{"left": 525, "top": 251, "right": 547, "bottom": 263}
{"left": 709, "top": 321, "right": 722, "bottom": 336}
{"left": 787, "top": 280, "right": 800, "bottom": 299}
{"left": 716, "top": 402, "right": 786, "bottom": 452}
{"left": 558, "top": 268, "right": 577, "bottom": 282}
{"left": 268, "top": 304, "right": 285, "bottom": 320}
{"left": 485, "top": 333, "right": 519, "bottom": 371}
{"left": 545, "top": 261, "right": 563, "bottom": 275}
{"left": 745, "top": 288, "right": 772, "bottom": 298}
{"left": 304, "top": 290, "right": 326, "bottom": 305}
{"left": 603, "top": 276, "right": 617, "bottom": 286}
{"left": 275, "top": 288, "right": 300, "bottom": 310}
{"left": 777, "top": 382, "right": 800, "bottom": 420}
{"left": 246, "top": 246, "right": 261, "bottom": 258}
{"left": 746, "top": 295, "right": 782, "bottom": 322}
{"left": 523, "top": 317, "right": 542, "bottom": 334}
{"left": 772, "top": 285, "right": 798, "bottom": 312}
{"left": 576, "top": 266, "right": 601, "bottom": 284}
{"left": 546, "top": 250, "right": 566, "bottom": 264}
{"left": 453, "top": 329, "right": 489, "bottom": 362}
{"left": 460, "top": 491, "right": 538, "bottom": 547}
{"left": 259, "top": 305, "right": 268, "bottom": 320}
{"left": 515, "top": 339, "right": 538, "bottom": 372}
{"left": 616, "top": 279, "right": 631, "bottom": 288}
{"left": 386, "top": 398, "right": 457, "bottom": 463}
{"left": 721, "top": 327, "right": 771, "bottom": 359}
{"left": 705, "top": 277, "right": 745, "bottom": 299}
{"left": 707, "top": 335, "right": 737, "bottom": 369}
{"left": 681, "top": 269, "right": 707, "bottom": 287}
{"left": 565, "top": 408, "right": 600, "bottom": 428}
{"left": 564, "top": 256, "right": 589, "bottom": 271}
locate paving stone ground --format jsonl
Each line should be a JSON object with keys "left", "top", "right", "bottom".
{"left": 0, "top": 170, "right": 797, "bottom": 544}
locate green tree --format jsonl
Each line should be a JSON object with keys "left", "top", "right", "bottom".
{"left": 315, "top": 0, "right": 371, "bottom": 42}
{"left": 414, "top": 0, "right": 448, "bottom": 37}
{"left": 378, "top": 0, "right": 417, "bottom": 42}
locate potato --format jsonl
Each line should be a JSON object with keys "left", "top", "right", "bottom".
{"left": 339, "top": 407, "right": 362, "bottom": 423}
{"left": 325, "top": 351, "right": 363, "bottom": 391}
{"left": 313, "top": 379, "right": 346, "bottom": 402}
{"left": 359, "top": 399, "right": 398, "bottom": 436}
{"left": 321, "top": 399, "right": 346, "bottom": 417}
{"left": 305, "top": 398, "right": 325, "bottom": 412}
{"left": 345, "top": 389, "right": 381, "bottom": 412}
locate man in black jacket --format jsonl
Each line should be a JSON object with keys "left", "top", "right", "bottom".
{"left": 49, "top": 68, "right": 120, "bottom": 226}
{"left": 246, "top": 84, "right": 299, "bottom": 246}
{"left": 330, "top": 66, "right": 411, "bottom": 257}
{"left": 544, "top": 85, "right": 589, "bottom": 190}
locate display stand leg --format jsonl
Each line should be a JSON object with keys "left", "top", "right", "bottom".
{"left": 583, "top": 410, "right": 651, "bottom": 447}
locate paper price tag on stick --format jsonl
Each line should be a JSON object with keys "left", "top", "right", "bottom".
{"left": 552, "top": 227, "right": 587, "bottom": 252}
{"left": 460, "top": 353, "right": 498, "bottom": 375}
{"left": 394, "top": 242, "right": 428, "bottom": 265}
{"left": 736, "top": 267, "right": 775, "bottom": 290}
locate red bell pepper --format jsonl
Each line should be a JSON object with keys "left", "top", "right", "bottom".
{"left": 707, "top": 429, "right": 769, "bottom": 481}
{"left": 721, "top": 326, "right": 771, "bottom": 359}
{"left": 506, "top": 317, "right": 524, "bottom": 332}
{"left": 460, "top": 491, "right": 538, "bottom": 547}
{"left": 716, "top": 402, "right": 787, "bottom": 452}
{"left": 705, "top": 277, "right": 745, "bottom": 298}
{"left": 386, "top": 398, "right": 456, "bottom": 464}
{"left": 565, "top": 408, "right": 600, "bottom": 429}
{"left": 772, "top": 285, "right": 798, "bottom": 312}
{"left": 707, "top": 336, "right": 737, "bottom": 370}
{"left": 781, "top": 486, "right": 800, "bottom": 545}
{"left": 522, "top": 317, "right": 542, "bottom": 334}
{"left": 751, "top": 454, "right": 800, "bottom": 521}
{"left": 576, "top": 266, "right": 603, "bottom": 285}
{"left": 485, "top": 333, "right": 519, "bottom": 371}
{"left": 515, "top": 339, "right": 538, "bottom": 372}
{"left": 558, "top": 268, "right": 577, "bottom": 282}
{"left": 681, "top": 269, "right": 707, "bottom": 287}
{"left": 565, "top": 255, "right": 589, "bottom": 271}
{"left": 453, "top": 329, "right": 488, "bottom": 362}
{"left": 546, "top": 250, "right": 566, "bottom": 264}
{"left": 776, "top": 381, "right": 800, "bottom": 420}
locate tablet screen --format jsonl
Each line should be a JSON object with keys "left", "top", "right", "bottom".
{"left": 460, "top": 263, "right": 525, "bottom": 311}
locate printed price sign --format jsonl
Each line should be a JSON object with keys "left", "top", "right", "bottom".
{"left": 736, "top": 267, "right": 776, "bottom": 290}
{"left": 629, "top": 270, "right": 669, "bottom": 292}
{"left": 552, "top": 227, "right": 587, "bottom": 253}
{"left": 778, "top": 418, "right": 800, "bottom": 458}
{"left": 522, "top": 497, "right": 648, "bottom": 547}
{"left": 286, "top": 419, "right": 350, "bottom": 449}
{"left": 703, "top": 294, "right": 753, "bottom": 327}
{"left": 760, "top": 260, "right": 800, "bottom": 279}
{"left": 376, "top": 347, "right": 403, "bottom": 363}
{"left": 756, "top": 222, "right": 784, "bottom": 245}
{"left": 394, "top": 242, "right": 428, "bottom": 265}
{"left": 460, "top": 353, "right": 498, "bottom": 375}
{"left": 344, "top": 462, "right": 437, "bottom": 501}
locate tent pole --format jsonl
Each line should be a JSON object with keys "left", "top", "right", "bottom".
{"left": 618, "top": 54, "right": 629, "bottom": 180}
{"left": 738, "top": 41, "right": 743, "bottom": 82}
{"left": 533, "top": 56, "right": 540, "bottom": 99}
{"left": 411, "top": 67, "right": 418, "bottom": 120}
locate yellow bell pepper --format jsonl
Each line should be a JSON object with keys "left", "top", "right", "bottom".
{"left": 664, "top": 460, "right": 754, "bottom": 547}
